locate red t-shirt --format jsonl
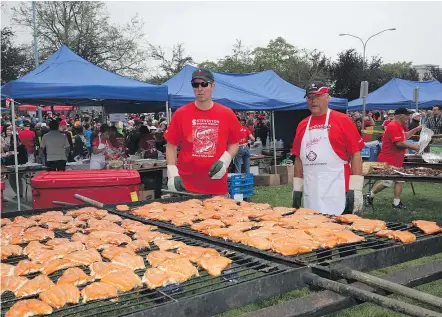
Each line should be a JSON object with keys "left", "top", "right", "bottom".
{"left": 239, "top": 127, "right": 251, "bottom": 145}
{"left": 377, "top": 120, "right": 406, "bottom": 168}
{"left": 164, "top": 102, "right": 242, "bottom": 195}
{"left": 92, "top": 134, "right": 116, "bottom": 158}
{"left": 139, "top": 135, "right": 157, "bottom": 159}
{"left": 291, "top": 110, "right": 365, "bottom": 192}
{"left": 247, "top": 125, "right": 255, "bottom": 136}
{"left": 382, "top": 119, "right": 393, "bottom": 129}
{"left": 18, "top": 129, "right": 35, "bottom": 153}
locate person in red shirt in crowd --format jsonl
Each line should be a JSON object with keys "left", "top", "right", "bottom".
{"left": 291, "top": 81, "right": 365, "bottom": 215}
{"left": 233, "top": 119, "right": 255, "bottom": 173}
{"left": 382, "top": 110, "right": 395, "bottom": 130}
{"left": 363, "top": 111, "right": 375, "bottom": 128}
{"left": 18, "top": 121, "right": 36, "bottom": 163}
{"left": 366, "top": 107, "right": 421, "bottom": 209}
{"left": 90, "top": 124, "right": 118, "bottom": 169}
{"left": 164, "top": 68, "right": 242, "bottom": 195}
{"left": 139, "top": 125, "right": 158, "bottom": 159}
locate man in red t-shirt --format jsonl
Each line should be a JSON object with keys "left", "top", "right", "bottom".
{"left": 291, "top": 81, "right": 365, "bottom": 215}
{"left": 367, "top": 107, "right": 421, "bottom": 209}
{"left": 164, "top": 68, "right": 242, "bottom": 195}
{"left": 18, "top": 121, "right": 36, "bottom": 163}
{"left": 233, "top": 119, "right": 255, "bottom": 173}
{"left": 382, "top": 110, "right": 395, "bottom": 130}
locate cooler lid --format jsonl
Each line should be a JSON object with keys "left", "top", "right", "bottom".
{"left": 31, "top": 170, "right": 141, "bottom": 189}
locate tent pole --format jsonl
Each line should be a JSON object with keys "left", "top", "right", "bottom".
{"left": 271, "top": 111, "right": 277, "bottom": 174}
{"left": 165, "top": 101, "right": 170, "bottom": 124}
{"left": 11, "top": 99, "right": 21, "bottom": 211}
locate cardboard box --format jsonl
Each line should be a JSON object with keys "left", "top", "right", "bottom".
{"left": 139, "top": 190, "right": 155, "bottom": 201}
{"left": 269, "top": 165, "right": 294, "bottom": 175}
{"left": 280, "top": 174, "right": 294, "bottom": 185}
{"left": 254, "top": 174, "right": 280, "bottom": 186}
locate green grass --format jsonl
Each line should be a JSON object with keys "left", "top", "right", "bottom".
{"left": 215, "top": 182, "right": 442, "bottom": 317}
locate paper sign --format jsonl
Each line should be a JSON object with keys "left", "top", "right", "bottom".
{"left": 130, "top": 191, "right": 138, "bottom": 202}
{"left": 109, "top": 113, "right": 126, "bottom": 122}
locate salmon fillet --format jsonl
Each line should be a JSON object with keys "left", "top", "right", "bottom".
{"left": 101, "top": 246, "right": 136, "bottom": 260}
{"left": 334, "top": 230, "right": 365, "bottom": 244}
{"left": 146, "top": 251, "right": 184, "bottom": 267}
{"left": 246, "top": 227, "right": 279, "bottom": 239}
{"left": 272, "top": 238, "right": 318, "bottom": 256}
{"left": 102, "top": 214, "right": 123, "bottom": 223}
{"left": 350, "top": 219, "right": 387, "bottom": 233}
{"left": 30, "top": 211, "right": 63, "bottom": 221}
{"left": 177, "top": 246, "right": 220, "bottom": 263}
{"left": 81, "top": 282, "right": 118, "bottom": 303}
{"left": 125, "top": 240, "right": 151, "bottom": 252}
{"left": 101, "top": 271, "right": 142, "bottom": 292}
{"left": 221, "top": 215, "right": 250, "bottom": 226}
{"left": 45, "top": 238, "right": 70, "bottom": 247}
{"left": 206, "top": 228, "right": 232, "bottom": 239}
{"left": 40, "top": 259, "right": 77, "bottom": 275}
{"left": 63, "top": 249, "right": 102, "bottom": 266}
{"left": 412, "top": 220, "right": 442, "bottom": 234}
{"left": 229, "top": 222, "right": 256, "bottom": 231}
{"left": 273, "top": 207, "right": 296, "bottom": 215}
{"left": 1, "top": 263, "right": 15, "bottom": 277}
{"left": 335, "top": 214, "right": 362, "bottom": 223}
{"left": 171, "top": 217, "right": 194, "bottom": 226}
{"left": 142, "top": 268, "right": 171, "bottom": 289}
{"left": 22, "top": 226, "right": 54, "bottom": 242}
{"left": 257, "top": 211, "right": 282, "bottom": 222}
{"left": 39, "top": 284, "right": 80, "bottom": 309}
{"left": 52, "top": 241, "right": 86, "bottom": 254}
{"left": 157, "top": 258, "right": 199, "bottom": 283}
{"left": 111, "top": 253, "right": 145, "bottom": 270}
{"left": 71, "top": 232, "right": 88, "bottom": 243}
{"left": 89, "top": 262, "right": 132, "bottom": 279}
{"left": 66, "top": 207, "right": 99, "bottom": 217}
{"left": 1, "top": 276, "right": 28, "bottom": 295}
{"left": 12, "top": 216, "right": 38, "bottom": 228}
{"left": 133, "top": 231, "right": 172, "bottom": 242}
{"left": 226, "top": 230, "right": 248, "bottom": 243}
{"left": 375, "top": 230, "right": 416, "bottom": 243}
{"left": 57, "top": 267, "right": 94, "bottom": 286}
{"left": 22, "top": 241, "right": 51, "bottom": 257}
{"left": 5, "top": 299, "right": 52, "bottom": 317}
{"left": 294, "top": 208, "right": 319, "bottom": 215}
{"left": 242, "top": 236, "right": 272, "bottom": 250}
{"left": 198, "top": 256, "right": 232, "bottom": 277}
{"left": 1, "top": 218, "right": 12, "bottom": 226}
{"left": 116, "top": 204, "right": 130, "bottom": 212}
{"left": 85, "top": 219, "right": 125, "bottom": 234}
{"left": 14, "top": 260, "right": 42, "bottom": 276}
{"left": 154, "top": 240, "right": 186, "bottom": 251}
{"left": 88, "top": 231, "right": 132, "bottom": 245}
{"left": 1, "top": 244, "right": 22, "bottom": 259}
{"left": 29, "top": 249, "right": 65, "bottom": 264}
{"left": 191, "top": 219, "right": 226, "bottom": 231}
{"left": 16, "top": 274, "right": 55, "bottom": 297}
{"left": 39, "top": 214, "right": 73, "bottom": 224}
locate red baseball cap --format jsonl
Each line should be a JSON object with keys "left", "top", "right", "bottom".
{"left": 304, "top": 81, "right": 330, "bottom": 97}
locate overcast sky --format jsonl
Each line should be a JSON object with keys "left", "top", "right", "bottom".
{"left": 2, "top": 1, "right": 442, "bottom": 68}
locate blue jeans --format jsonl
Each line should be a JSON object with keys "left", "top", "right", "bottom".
{"left": 234, "top": 145, "right": 250, "bottom": 174}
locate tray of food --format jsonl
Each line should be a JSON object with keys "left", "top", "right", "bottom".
{"left": 368, "top": 166, "right": 442, "bottom": 177}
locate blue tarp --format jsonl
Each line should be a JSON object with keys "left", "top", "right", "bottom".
{"left": 348, "top": 78, "right": 442, "bottom": 111}
{"left": 1, "top": 45, "right": 168, "bottom": 112}
{"left": 164, "top": 65, "right": 348, "bottom": 111}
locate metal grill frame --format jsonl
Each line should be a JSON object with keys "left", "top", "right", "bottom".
{"left": 1, "top": 206, "right": 308, "bottom": 317}
{"left": 106, "top": 199, "right": 442, "bottom": 272}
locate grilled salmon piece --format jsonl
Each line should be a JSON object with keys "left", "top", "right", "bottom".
{"left": 88, "top": 231, "right": 132, "bottom": 245}
{"left": 5, "top": 299, "right": 52, "bottom": 317}
{"left": 125, "top": 240, "right": 151, "bottom": 252}
{"left": 229, "top": 222, "right": 256, "bottom": 231}
{"left": 57, "top": 267, "right": 94, "bottom": 286}
{"left": 52, "top": 241, "right": 85, "bottom": 254}
{"left": 1, "top": 244, "right": 23, "bottom": 259}
{"left": 14, "top": 260, "right": 42, "bottom": 276}
{"left": 171, "top": 217, "right": 194, "bottom": 227}
{"left": 39, "top": 214, "right": 73, "bottom": 224}
{"left": 101, "top": 271, "right": 142, "bottom": 292}
{"left": 206, "top": 228, "right": 232, "bottom": 239}
{"left": 142, "top": 268, "right": 171, "bottom": 289}
{"left": 112, "top": 253, "right": 145, "bottom": 270}
{"left": 391, "top": 231, "right": 416, "bottom": 244}
{"left": 246, "top": 227, "right": 279, "bottom": 239}
{"left": 81, "top": 282, "right": 118, "bottom": 303}
{"left": 198, "top": 256, "right": 232, "bottom": 277}
{"left": 272, "top": 207, "right": 296, "bottom": 215}
{"left": 45, "top": 238, "right": 70, "bottom": 247}
{"left": 16, "top": 274, "right": 55, "bottom": 297}
{"left": 294, "top": 208, "right": 319, "bottom": 215}
{"left": 13, "top": 216, "right": 38, "bottom": 228}
{"left": 154, "top": 240, "right": 186, "bottom": 251}
{"left": 221, "top": 215, "right": 249, "bottom": 226}
{"left": 191, "top": 219, "right": 226, "bottom": 231}
{"left": 39, "top": 284, "right": 80, "bottom": 308}
{"left": 158, "top": 258, "right": 199, "bottom": 283}
{"left": 64, "top": 249, "right": 102, "bottom": 266}
{"left": 29, "top": 249, "right": 65, "bottom": 264}
{"left": 23, "top": 241, "right": 51, "bottom": 257}
{"left": 66, "top": 207, "right": 98, "bottom": 217}
{"left": 257, "top": 211, "right": 282, "bottom": 222}
{"left": 226, "top": 230, "right": 248, "bottom": 243}
{"left": 334, "top": 230, "right": 365, "bottom": 244}
{"left": 350, "top": 219, "right": 387, "bottom": 233}
{"left": 1, "top": 263, "right": 15, "bottom": 277}
{"left": 1, "top": 276, "right": 28, "bottom": 295}
{"left": 85, "top": 219, "right": 125, "bottom": 234}
{"left": 101, "top": 246, "right": 136, "bottom": 260}
{"left": 1, "top": 218, "right": 12, "bottom": 226}
{"left": 89, "top": 262, "right": 132, "bottom": 279}
{"left": 146, "top": 251, "right": 184, "bottom": 267}
{"left": 177, "top": 246, "right": 220, "bottom": 263}
{"left": 71, "top": 232, "right": 88, "bottom": 243}
{"left": 116, "top": 204, "right": 130, "bottom": 212}
{"left": 102, "top": 214, "right": 123, "bottom": 223}
{"left": 412, "top": 220, "right": 442, "bottom": 234}
{"left": 335, "top": 214, "right": 362, "bottom": 223}
{"left": 40, "top": 259, "right": 77, "bottom": 275}
{"left": 1, "top": 225, "right": 26, "bottom": 241}
{"left": 242, "top": 236, "right": 272, "bottom": 250}
{"left": 134, "top": 231, "right": 172, "bottom": 242}
{"left": 272, "top": 238, "right": 318, "bottom": 256}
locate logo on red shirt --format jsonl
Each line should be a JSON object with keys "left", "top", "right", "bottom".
{"left": 192, "top": 119, "right": 220, "bottom": 158}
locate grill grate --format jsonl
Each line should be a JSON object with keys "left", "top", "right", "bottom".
{"left": 107, "top": 203, "right": 442, "bottom": 268}
{"left": 1, "top": 211, "right": 291, "bottom": 317}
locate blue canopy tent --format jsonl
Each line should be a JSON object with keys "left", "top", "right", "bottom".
{"left": 164, "top": 65, "right": 348, "bottom": 111}
{"left": 348, "top": 78, "right": 442, "bottom": 111}
{"left": 1, "top": 45, "right": 168, "bottom": 113}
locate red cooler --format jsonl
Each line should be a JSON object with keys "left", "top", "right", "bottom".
{"left": 31, "top": 170, "right": 141, "bottom": 209}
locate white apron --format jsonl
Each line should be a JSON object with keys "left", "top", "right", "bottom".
{"left": 90, "top": 134, "right": 107, "bottom": 170}
{"left": 300, "top": 109, "right": 346, "bottom": 215}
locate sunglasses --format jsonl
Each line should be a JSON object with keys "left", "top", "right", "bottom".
{"left": 191, "top": 82, "right": 211, "bottom": 88}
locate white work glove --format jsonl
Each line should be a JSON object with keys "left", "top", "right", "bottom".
{"left": 208, "top": 151, "right": 232, "bottom": 179}
{"left": 292, "top": 177, "right": 304, "bottom": 209}
{"left": 347, "top": 175, "right": 364, "bottom": 213}
{"left": 167, "top": 165, "right": 186, "bottom": 192}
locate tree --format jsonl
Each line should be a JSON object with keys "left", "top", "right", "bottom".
{"left": 328, "top": 49, "right": 364, "bottom": 99}
{"left": 380, "top": 62, "right": 419, "bottom": 82}
{"left": 1, "top": 27, "right": 33, "bottom": 84}
{"left": 147, "top": 43, "right": 194, "bottom": 84}
{"left": 12, "top": 1, "right": 147, "bottom": 79}
{"left": 423, "top": 66, "right": 442, "bottom": 82}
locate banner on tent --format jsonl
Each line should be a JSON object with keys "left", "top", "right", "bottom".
{"left": 109, "top": 113, "right": 126, "bottom": 122}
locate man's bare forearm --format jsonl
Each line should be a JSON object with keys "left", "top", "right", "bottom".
{"left": 350, "top": 151, "right": 363, "bottom": 175}
{"left": 227, "top": 143, "right": 239, "bottom": 158}
{"left": 166, "top": 143, "right": 178, "bottom": 165}
{"left": 294, "top": 156, "right": 303, "bottom": 178}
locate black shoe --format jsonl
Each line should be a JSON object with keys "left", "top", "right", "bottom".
{"left": 365, "top": 194, "right": 374, "bottom": 206}
{"left": 392, "top": 202, "right": 407, "bottom": 209}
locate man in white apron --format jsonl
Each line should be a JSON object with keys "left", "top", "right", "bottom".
{"left": 291, "top": 82, "right": 365, "bottom": 215}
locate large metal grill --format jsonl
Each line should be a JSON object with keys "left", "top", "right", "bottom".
{"left": 1, "top": 207, "right": 305, "bottom": 317}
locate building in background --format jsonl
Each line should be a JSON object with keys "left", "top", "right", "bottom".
{"left": 413, "top": 64, "right": 440, "bottom": 81}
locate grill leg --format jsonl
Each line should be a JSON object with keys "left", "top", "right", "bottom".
{"left": 410, "top": 182, "right": 416, "bottom": 196}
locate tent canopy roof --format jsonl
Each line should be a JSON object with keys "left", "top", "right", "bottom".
{"left": 164, "top": 65, "right": 348, "bottom": 111}
{"left": 1, "top": 45, "right": 168, "bottom": 112}
{"left": 348, "top": 78, "right": 442, "bottom": 111}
